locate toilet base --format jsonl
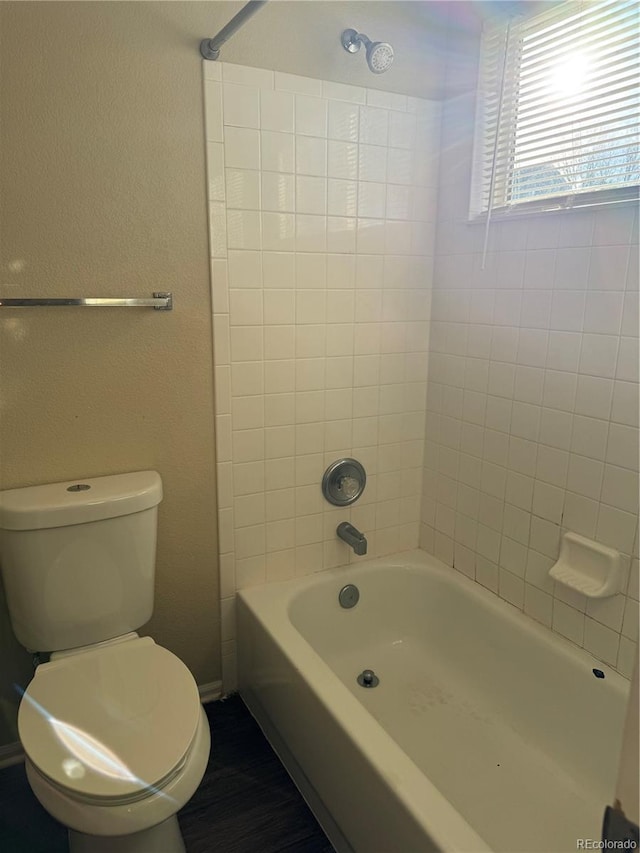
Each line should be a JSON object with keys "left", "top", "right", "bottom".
{"left": 68, "top": 816, "right": 185, "bottom": 853}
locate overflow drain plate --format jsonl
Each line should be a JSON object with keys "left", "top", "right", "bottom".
{"left": 357, "top": 669, "right": 379, "bottom": 688}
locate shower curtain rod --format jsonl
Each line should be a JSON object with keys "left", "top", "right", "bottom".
{"left": 200, "top": 0, "right": 268, "bottom": 61}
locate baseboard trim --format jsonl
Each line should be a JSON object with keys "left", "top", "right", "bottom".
{"left": 198, "top": 679, "right": 223, "bottom": 704}
{"left": 0, "top": 741, "right": 24, "bottom": 770}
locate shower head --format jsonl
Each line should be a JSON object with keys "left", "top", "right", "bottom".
{"left": 341, "top": 29, "right": 394, "bottom": 74}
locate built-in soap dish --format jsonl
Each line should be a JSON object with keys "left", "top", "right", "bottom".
{"left": 549, "top": 532, "right": 622, "bottom": 598}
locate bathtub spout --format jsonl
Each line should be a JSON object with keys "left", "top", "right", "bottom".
{"left": 337, "top": 522, "right": 367, "bottom": 556}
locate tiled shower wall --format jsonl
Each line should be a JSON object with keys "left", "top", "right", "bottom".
{"left": 204, "top": 62, "right": 440, "bottom": 688}
{"left": 420, "top": 92, "right": 639, "bottom": 678}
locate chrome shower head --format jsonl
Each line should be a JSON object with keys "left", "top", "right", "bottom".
{"left": 341, "top": 29, "right": 394, "bottom": 74}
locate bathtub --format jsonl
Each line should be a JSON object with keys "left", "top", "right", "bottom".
{"left": 237, "top": 550, "right": 630, "bottom": 853}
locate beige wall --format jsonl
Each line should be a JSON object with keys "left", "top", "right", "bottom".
{"left": 0, "top": 1, "right": 457, "bottom": 747}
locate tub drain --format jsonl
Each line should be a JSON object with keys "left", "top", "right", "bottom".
{"left": 357, "top": 669, "right": 379, "bottom": 688}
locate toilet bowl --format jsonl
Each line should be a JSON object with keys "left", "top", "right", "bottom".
{"left": 0, "top": 471, "right": 212, "bottom": 852}
{"left": 18, "top": 634, "right": 211, "bottom": 853}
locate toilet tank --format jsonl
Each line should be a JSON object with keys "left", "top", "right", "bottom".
{"left": 0, "top": 471, "right": 163, "bottom": 652}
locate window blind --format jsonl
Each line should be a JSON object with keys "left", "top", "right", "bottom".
{"left": 471, "top": 0, "right": 640, "bottom": 217}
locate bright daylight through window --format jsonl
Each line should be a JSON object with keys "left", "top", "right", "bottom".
{"left": 471, "top": 0, "right": 640, "bottom": 217}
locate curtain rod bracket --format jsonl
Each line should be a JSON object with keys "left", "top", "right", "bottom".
{"left": 200, "top": 1, "right": 268, "bottom": 62}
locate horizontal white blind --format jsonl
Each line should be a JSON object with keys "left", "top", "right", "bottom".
{"left": 471, "top": 0, "right": 640, "bottom": 216}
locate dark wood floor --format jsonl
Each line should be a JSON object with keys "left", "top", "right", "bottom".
{"left": 0, "top": 694, "right": 335, "bottom": 853}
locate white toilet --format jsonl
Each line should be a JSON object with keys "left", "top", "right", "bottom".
{"left": 0, "top": 471, "right": 211, "bottom": 853}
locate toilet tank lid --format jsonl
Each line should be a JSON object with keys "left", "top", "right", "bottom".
{"left": 0, "top": 471, "right": 162, "bottom": 531}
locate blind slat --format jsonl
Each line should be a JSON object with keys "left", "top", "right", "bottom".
{"left": 471, "top": 0, "right": 639, "bottom": 216}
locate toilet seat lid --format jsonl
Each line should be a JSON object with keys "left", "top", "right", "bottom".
{"left": 18, "top": 637, "right": 201, "bottom": 801}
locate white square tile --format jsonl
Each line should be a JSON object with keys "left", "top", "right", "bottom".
{"left": 583, "top": 291, "right": 624, "bottom": 335}
{"left": 550, "top": 291, "right": 586, "bottom": 332}
{"left": 513, "top": 366, "right": 544, "bottom": 405}
{"left": 574, "top": 375, "right": 613, "bottom": 419}
{"left": 328, "top": 141, "right": 358, "bottom": 179}
{"left": 264, "top": 325, "right": 294, "bottom": 360}
{"left": 223, "top": 82, "right": 260, "bottom": 128}
{"left": 510, "top": 401, "right": 540, "bottom": 441}
{"left": 327, "top": 216, "right": 357, "bottom": 254}
{"left": 227, "top": 210, "right": 261, "bottom": 250}
{"left": 570, "top": 415, "right": 608, "bottom": 460}
{"left": 328, "top": 179, "right": 357, "bottom": 217}
{"left": 553, "top": 247, "right": 590, "bottom": 290}
{"left": 589, "top": 245, "right": 630, "bottom": 290}
{"left": 536, "top": 444, "right": 569, "bottom": 488}
{"left": 295, "top": 95, "right": 328, "bottom": 137}
{"left": 296, "top": 253, "right": 327, "bottom": 289}
{"left": 583, "top": 618, "right": 619, "bottom": 666}
{"left": 296, "top": 136, "right": 327, "bottom": 176}
{"left": 529, "top": 516, "right": 560, "bottom": 558}
{"left": 525, "top": 549, "right": 555, "bottom": 593}
{"left": 539, "top": 407, "right": 573, "bottom": 450}
{"left": 233, "top": 460, "right": 265, "bottom": 496}
{"left": 606, "top": 423, "right": 639, "bottom": 471}
{"left": 264, "top": 290, "right": 295, "bottom": 325}
{"left": 601, "top": 464, "right": 639, "bottom": 513}
{"left": 261, "top": 172, "right": 294, "bottom": 212}
{"left": 296, "top": 325, "right": 325, "bottom": 358}
{"left": 261, "top": 131, "right": 294, "bottom": 172}
{"left": 296, "top": 290, "right": 326, "bottom": 324}
{"left": 359, "top": 106, "right": 389, "bottom": 146}
{"left": 546, "top": 331, "right": 582, "bottom": 372}
{"left": 207, "top": 142, "right": 225, "bottom": 201}
{"left": 616, "top": 337, "right": 639, "bottom": 382}
{"left": 211, "top": 259, "right": 229, "bottom": 313}
{"left": 224, "top": 126, "right": 260, "bottom": 170}
{"left": 552, "top": 601, "right": 584, "bottom": 645}
{"left": 232, "top": 394, "right": 264, "bottom": 430}
{"left": 265, "top": 394, "right": 295, "bottom": 427}
{"left": 524, "top": 585, "right": 553, "bottom": 627}
{"left": 578, "top": 334, "right": 619, "bottom": 379}
{"left": 296, "top": 215, "right": 327, "bottom": 252}
{"left": 296, "top": 176, "right": 327, "bottom": 215}
{"left": 228, "top": 251, "right": 262, "bottom": 288}
{"left": 499, "top": 568, "right": 525, "bottom": 607}
{"left": 596, "top": 504, "right": 637, "bottom": 553}
{"left": 260, "top": 89, "right": 294, "bottom": 133}
{"left": 230, "top": 326, "right": 263, "bottom": 362}
{"left": 275, "top": 71, "right": 322, "bottom": 97}
{"left": 524, "top": 249, "right": 556, "bottom": 290}
{"left": 532, "top": 480, "right": 564, "bottom": 524}
{"left": 262, "top": 252, "right": 295, "bottom": 289}
{"left": 223, "top": 63, "right": 274, "bottom": 89}
{"left": 611, "top": 381, "right": 639, "bottom": 427}
{"left": 204, "top": 81, "right": 223, "bottom": 142}
{"left": 264, "top": 361, "right": 295, "bottom": 395}
{"left": 225, "top": 168, "right": 260, "bottom": 210}
{"left": 389, "top": 110, "right": 416, "bottom": 149}
{"left": 262, "top": 212, "right": 295, "bottom": 251}
{"left": 566, "top": 454, "right": 604, "bottom": 500}
{"left": 231, "top": 361, "right": 263, "bottom": 396}
{"left": 233, "top": 428, "right": 265, "bottom": 463}
{"left": 359, "top": 144, "right": 387, "bottom": 182}
{"left": 358, "top": 182, "right": 386, "bottom": 219}
{"left": 328, "top": 100, "right": 359, "bottom": 141}
{"left": 562, "top": 492, "right": 599, "bottom": 537}
{"left": 323, "top": 81, "right": 366, "bottom": 104}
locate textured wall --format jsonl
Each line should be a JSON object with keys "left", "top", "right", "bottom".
{"left": 0, "top": 1, "right": 455, "bottom": 747}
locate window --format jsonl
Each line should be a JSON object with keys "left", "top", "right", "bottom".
{"left": 471, "top": 0, "right": 640, "bottom": 217}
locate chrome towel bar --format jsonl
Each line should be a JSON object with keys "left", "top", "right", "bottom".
{"left": 0, "top": 292, "right": 173, "bottom": 310}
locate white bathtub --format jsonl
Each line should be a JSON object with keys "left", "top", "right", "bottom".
{"left": 237, "top": 550, "right": 630, "bottom": 853}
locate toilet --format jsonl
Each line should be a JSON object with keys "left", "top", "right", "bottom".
{"left": 0, "top": 471, "right": 210, "bottom": 853}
